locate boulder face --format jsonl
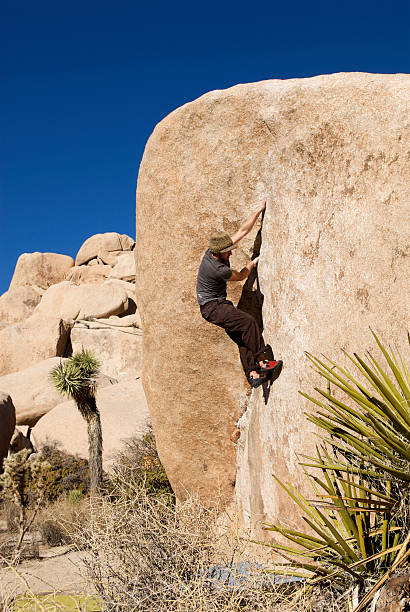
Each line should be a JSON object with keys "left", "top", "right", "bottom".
{"left": 0, "top": 392, "right": 16, "bottom": 472}
{"left": 10, "top": 252, "right": 74, "bottom": 291}
{"left": 135, "top": 73, "right": 410, "bottom": 527}
{"left": 0, "top": 285, "right": 42, "bottom": 329}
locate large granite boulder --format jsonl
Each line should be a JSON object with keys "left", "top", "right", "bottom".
{"left": 75, "top": 233, "right": 135, "bottom": 266}
{"left": 135, "top": 73, "right": 409, "bottom": 532}
{"left": 0, "top": 392, "right": 16, "bottom": 472}
{"left": 32, "top": 379, "right": 150, "bottom": 469}
{"left": 0, "top": 285, "right": 42, "bottom": 329}
{"left": 9, "top": 252, "right": 74, "bottom": 291}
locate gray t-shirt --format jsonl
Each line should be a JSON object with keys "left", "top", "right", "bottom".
{"left": 196, "top": 249, "right": 232, "bottom": 306}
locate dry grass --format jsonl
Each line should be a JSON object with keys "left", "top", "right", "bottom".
{"left": 73, "top": 474, "right": 336, "bottom": 611}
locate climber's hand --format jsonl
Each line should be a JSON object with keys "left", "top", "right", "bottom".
{"left": 258, "top": 199, "right": 266, "bottom": 213}
{"left": 251, "top": 256, "right": 259, "bottom": 267}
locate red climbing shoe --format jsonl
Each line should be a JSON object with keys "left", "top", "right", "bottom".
{"left": 260, "top": 360, "right": 283, "bottom": 374}
{"left": 250, "top": 373, "right": 268, "bottom": 388}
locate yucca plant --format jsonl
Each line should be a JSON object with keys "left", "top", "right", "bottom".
{"left": 263, "top": 332, "right": 409, "bottom": 607}
{"left": 50, "top": 349, "right": 103, "bottom": 492}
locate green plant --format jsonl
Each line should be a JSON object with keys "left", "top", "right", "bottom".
{"left": 50, "top": 350, "right": 102, "bottom": 492}
{"left": 263, "top": 332, "right": 409, "bottom": 607}
{"left": 39, "top": 444, "right": 89, "bottom": 501}
{"left": 111, "top": 427, "right": 174, "bottom": 499}
{"left": 68, "top": 488, "right": 83, "bottom": 505}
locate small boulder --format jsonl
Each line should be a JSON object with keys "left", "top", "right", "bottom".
{"left": 65, "top": 264, "right": 112, "bottom": 285}
{"left": 0, "top": 285, "right": 42, "bottom": 329}
{"left": 9, "top": 252, "right": 74, "bottom": 291}
{"left": 32, "top": 379, "right": 150, "bottom": 470}
{"left": 9, "top": 427, "right": 34, "bottom": 453}
{"left": 0, "top": 314, "right": 71, "bottom": 376}
{"left": 110, "top": 252, "right": 136, "bottom": 282}
{"left": 0, "top": 392, "right": 16, "bottom": 472}
{"left": 35, "top": 280, "right": 129, "bottom": 320}
{"left": 75, "top": 233, "right": 135, "bottom": 266}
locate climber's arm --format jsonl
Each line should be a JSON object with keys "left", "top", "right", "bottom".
{"left": 228, "top": 257, "right": 259, "bottom": 282}
{"left": 230, "top": 199, "right": 266, "bottom": 245}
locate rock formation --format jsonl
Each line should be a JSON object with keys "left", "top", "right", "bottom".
{"left": 135, "top": 73, "right": 409, "bottom": 533}
{"left": 0, "top": 232, "right": 146, "bottom": 462}
{"left": 0, "top": 392, "right": 16, "bottom": 472}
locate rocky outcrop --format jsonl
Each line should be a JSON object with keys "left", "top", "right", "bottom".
{"left": 0, "top": 393, "right": 16, "bottom": 472}
{"left": 75, "top": 232, "right": 135, "bottom": 266}
{"left": 10, "top": 253, "right": 74, "bottom": 291}
{"left": 32, "top": 378, "right": 150, "bottom": 469}
{"left": 135, "top": 73, "right": 410, "bottom": 530}
{"left": 0, "top": 286, "right": 42, "bottom": 329}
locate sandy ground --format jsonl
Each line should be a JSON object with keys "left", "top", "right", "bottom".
{"left": 0, "top": 545, "right": 90, "bottom": 601}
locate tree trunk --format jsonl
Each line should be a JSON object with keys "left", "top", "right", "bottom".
{"left": 86, "top": 400, "right": 103, "bottom": 492}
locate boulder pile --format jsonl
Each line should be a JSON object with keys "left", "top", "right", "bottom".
{"left": 0, "top": 232, "right": 149, "bottom": 469}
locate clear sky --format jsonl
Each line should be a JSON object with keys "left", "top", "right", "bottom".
{"left": 1, "top": 0, "right": 409, "bottom": 294}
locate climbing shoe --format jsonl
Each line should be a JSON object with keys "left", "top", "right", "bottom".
{"left": 260, "top": 360, "right": 283, "bottom": 374}
{"left": 250, "top": 373, "right": 268, "bottom": 388}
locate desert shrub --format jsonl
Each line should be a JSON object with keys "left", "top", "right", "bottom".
{"left": 38, "top": 444, "right": 90, "bottom": 501}
{"left": 110, "top": 426, "right": 174, "bottom": 499}
{"left": 35, "top": 494, "right": 90, "bottom": 548}
{"left": 39, "top": 518, "right": 67, "bottom": 546}
{"left": 76, "top": 480, "right": 298, "bottom": 612}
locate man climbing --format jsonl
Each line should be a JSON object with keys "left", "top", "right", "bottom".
{"left": 196, "top": 199, "right": 282, "bottom": 388}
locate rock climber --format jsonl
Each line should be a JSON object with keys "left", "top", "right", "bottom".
{"left": 196, "top": 199, "right": 282, "bottom": 388}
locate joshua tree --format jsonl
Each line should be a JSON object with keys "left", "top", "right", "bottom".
{"left": 50, "top": 350, "right": 103, "bottom": 491}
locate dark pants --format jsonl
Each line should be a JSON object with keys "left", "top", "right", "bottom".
{"left": 200, "top": 299, "right": 267, "bottom": 378}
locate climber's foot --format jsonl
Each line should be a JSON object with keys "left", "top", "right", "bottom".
{"left": 259, "top": 359, "right": 283, "bottom": 383}
{"left": 249, "top": 371, "right": 267, "bottom": 388}
{"left": 259, "top": 359, "right": 283, "bottom": 373}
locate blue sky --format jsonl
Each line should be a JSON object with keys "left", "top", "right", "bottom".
{"left": 1, "top": 0, "right": 409, "bottom": 294}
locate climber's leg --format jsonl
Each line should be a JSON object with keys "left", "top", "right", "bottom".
{"left": 200, "top": 299, "right": 267, "bottom": 378}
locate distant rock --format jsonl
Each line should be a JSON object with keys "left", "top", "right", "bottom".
{"left": 71, "top": 325, "right": 142, "bottom": 380}
{"left": 32, "top": 379, "right": 150, "bottom": 469}
{"left": 75, "top": 233, "right": 135, "bottom": 266}
{"left": 0, "top": 285, "right": 42, "bottom": 329}
{"left": 9, "top": 253, "right": 74, "bottom": 291}
{"left": 65, "top": 264, "right": 112, "bottom": 285}
{"left": 9, "top": 427, "right": 34, "bottom": 453}
{"left": 0, "top": 315, "right": 71, "bottom": 376}
{"left": 35, "top": 280, "right": 129, "bottom": 320}
{"left": 0, "top": 392, "right": 16, "bottom": 472}
{"left": 109, "top": 252, "right": 136, "bottom": 282}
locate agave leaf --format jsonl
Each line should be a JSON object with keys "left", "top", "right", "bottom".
{"left": 370, "top": 330, "right": 410, "bottom": 405}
